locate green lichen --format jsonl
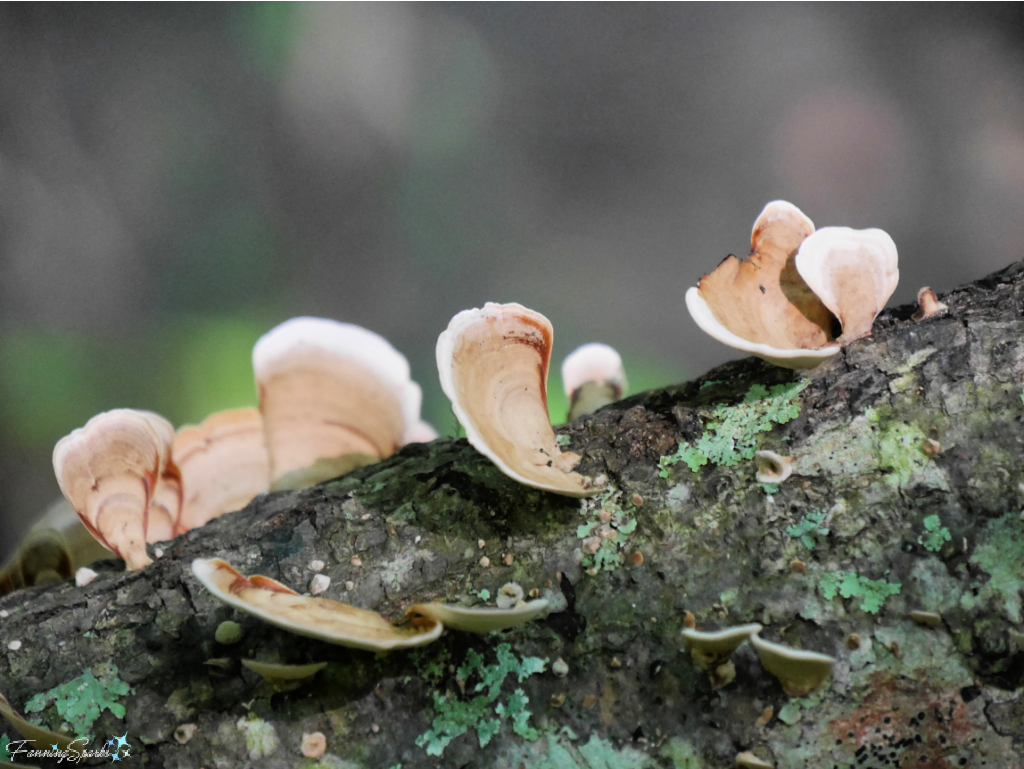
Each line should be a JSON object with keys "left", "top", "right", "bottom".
{"left": 416, "top": 644, "right": 546, "bottom": 756}
{"left": 960, "top": 513, "right": 1024, "bottom": 622}
{"left": 787, "top": 510, "right": 830, "bottom": 549}
{"left": 659, "top": 380, "right": 808, "bottom": 476}
{"left": 917, "top": 515, "right": 951, "bottom": 552}
{"left": 661, "top": 738, "right": 703, "bottom": 769}
{"left": 236, "top": 712, "right": 280, "bottom": 759}
{"left": 577, "top": 488, "right": 639, "bottom": 573}
{"left": 477, "top": 588, "right": 491, "bottom": 602}
{"left": 819, "top": 571, "right": 902, "bottom": 614}
{"left": 23, "top": 663, "right": 133, "bottom": 739}
{"left": 505, "top": 729, "right": 655, "bottom": 769}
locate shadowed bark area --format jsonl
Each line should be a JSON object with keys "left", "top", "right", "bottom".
{"left": 2, "top": 262, "right": 1024, "bottom": 769}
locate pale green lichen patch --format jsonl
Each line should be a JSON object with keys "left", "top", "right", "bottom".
{"left": 960, "top": 513, "right": 1024, "bottom": 622}
{"left": 787, "top": 510, "right": 829, "bottom": 550}
{"left": 917, "top": 515, "right": 951, "bottom": 552}
{"left": 505, "top": 729, "right": 655, "bottom": 769}
{"left": 819, "top": 571, "right": 901, "bottom": 614}
{"left": 660, "top": 737, "right": 703, "bottom": 769}
{"left": 23, "top": 663, "right": 133, "bottom": 739}
{"left": 659, "top": 381, "right": 808, "bottom": 475}
{"left": 799, "top": 406, "right": 946, "bottom": 492}
{"left": 577, "top": 488, "right": 639, "bottom": 573}
{"left": 415, "top": 643, "right": 546, "bottom": 756}
{"left": 236, "top": 712, "right": 280, "bottom": 759}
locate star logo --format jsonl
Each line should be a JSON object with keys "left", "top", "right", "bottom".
{"left": 113, "top": 733, "right": 130, "bottom": 752}
{"left": 108, "top": 733, "right": 132, "bottom": 762}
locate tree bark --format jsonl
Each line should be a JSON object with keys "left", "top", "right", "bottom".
{"left": 2, "top": 261, "right": 1024, "bottom": 769}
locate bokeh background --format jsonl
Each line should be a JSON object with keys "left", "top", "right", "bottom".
{"left": 3, "top": 3, "right": 1024, "bottom": 561}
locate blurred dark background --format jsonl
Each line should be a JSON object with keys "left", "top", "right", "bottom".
{"left": 3, "top": 3, "right": 1023, "bottom": 561}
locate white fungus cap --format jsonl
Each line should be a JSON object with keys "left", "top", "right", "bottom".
{"left": 560, "top": 343, "right": 628, "bottom": 398}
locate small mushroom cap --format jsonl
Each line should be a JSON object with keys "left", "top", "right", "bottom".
{"left": 253, "top": 317, "right": 422, "bottom": 484}
{"left": 174, "top": 408, "right": 270, "bottom": 531}
{"left": 681, "top": 623, "right": 763, "bottom": 670}
{"left": 913, "top": 287, "right": 948, "bottom": 321}
{"left": 750, "top": 633, "right": 836, "bottom": 697}
{"left": 754, "top": 450, "right": 794, "bottom": 484}
{"left": 242, "top": 659, "right": 328, "bottom": 690}
{"left": 687, "top": 201, "right": 841, "bottom": 370}
{"left": 403, "top": 419, "right": 439, "bottom": 445}
{"left": 436, "top": 303, "right": 604, "bottom": 497}
{"left": 735, "top": 751, "right": 775, "bottom": 769}
{"left": 561, "top": 343, "right": 627, "bottom": 396}
{"left": 53, "top": 409, "right": 178, "bottom": 570}
{"left": 794, "top": 226, "right": 899, "bottom": 344}
{"left": 908, "top": 610, "right": 943, "bottom": 627}
{"left": 192, "top": 558, "right": 442, "bottom": 651}
{"left": 406, "top": 599, "right": 550, "bottom": 633}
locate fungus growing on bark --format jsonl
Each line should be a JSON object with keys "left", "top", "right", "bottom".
{"left": 912, "top": 287, "right": 948, "bottom": 321}
{"left": 561, "top": 342, "right": 628, "bottom": 421}
{"left": 496, "top": 582, "right": 525, "bottom": 609}
{"left": 53, "top": 409, "right": 180, "bottom": 570}
{"left": 173, "top": 408, "right": 270, "bottom": 531}
{"left": 686, "top": 201, "right": 899, "bottom": 368}
{"left": 241, "top": 659, "right": 328, "bottom": 691}
{"left": 0, "top": 528, "right": 73, "bottom": 595}
{"left": 909, "top": 610, "right": 943, "bottom": 627}
{"left": 406, "top": 598, "right": 550, "bottom": 633}
{"left": 749, "top": 633, "right": 835, "bottom": 696}
{"left": 754, "top": 450, "right": 794, "bottom": 484}
{"left": 437, "top": 302, "right": 604, "bottom": 497}
{"left": 735, "top": 751, "right": 774, "bottom": 768}
{"left": 681, "top": 623, "right": 762, "bottom": 689}
{"left": 253, "top": 317, "right": 423, "bottom": 488}
{"left": 301, "top": 731, "right": 328, "bottom": 758}
{"left": 192, "top": 558, "right": 442, "bottom": 651}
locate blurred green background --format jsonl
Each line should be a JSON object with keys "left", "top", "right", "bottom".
{"left": 3, "top": 4, "right": 1023, "bottom": 560}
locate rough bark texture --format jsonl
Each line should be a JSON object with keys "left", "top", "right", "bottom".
{"left": 2, "top": 262, "right": 1024, "bottom": 769}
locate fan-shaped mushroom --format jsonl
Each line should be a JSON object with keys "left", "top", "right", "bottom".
{"left": 253, "top": 317, "right": 422, "bottom": 487}
{"left": 191, "top": 558, "right": 442, "bottom": 651}
{"left": 436, "top": 303, "right": 604, "bottom": 497}
{"left": 561, "top": 343, "right": 628, "bottom": 421}
{"left": 686, "top": 201, "right": 899, "bottom": 369}
{"left": 173, "top": 407, "right": 270, "bottom": 531}
{"left": 406, "top": 598, "right": 549, "bottom": 633}
{"left": 53, "top": 409, "right": 178, "bottom": 570}
{"left": 750, "top": 633, "right": 835, "bottom": 696}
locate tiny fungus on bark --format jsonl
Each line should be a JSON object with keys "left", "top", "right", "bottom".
{"left": 681, "top": 623, "right": 762, "bottom": 689}
{"left": 241, "top": 659, "right": 328, "bottom": 691}
{"left": 749, "top": 633, "right": 835, "bottom": 697}
{"left": 253, "top": 316, "right": 424, "bottom": 489}
{"left": 912, "top": 287, "right": 948, "bottom": 321}
{"left": 173, "top": 407, "right": 270, "bottom": 531}
{"left": 686, "top": 200, "right": 899, "bottom": 369}
{"left": 192, "top": 558, "right": 442, "bottom": 651}
{"left": 436, "top": 302, "right": 605, "bottom": 497}
{"left": 405, "top": 598, "right": 550, "bottom": 633}
{"left": 753, "top": 450, "right": 794, "bottom": 484}
{"left": 735, "top": 751, "right": 775, "bottom": 769}
{"left": 301, "top": 731, "right": 328, "bottom": 758}
{"left": 561, "top": 342, "right": 628, "bottom": 421}
{"left": 909, "top": 610, "right": 943, "bottom": 627}
{"left": 496, "top": 582, "right": 525, "bottom": 609}
{"left": 53, "top": 409, "right": 182, "bottom": 571}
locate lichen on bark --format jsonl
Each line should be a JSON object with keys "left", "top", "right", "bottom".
{"left": 2, "top": 261, "right": 1024, "bottom": 767}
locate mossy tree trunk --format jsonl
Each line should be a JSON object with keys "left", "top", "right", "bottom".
{"left": 2, "top": 262, "right": 1024, "bottom": 769}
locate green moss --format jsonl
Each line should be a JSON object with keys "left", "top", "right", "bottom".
{"left": 960, "top": 513, "right": 1024, "bottom": 622}
{"left": 918, "top": 515, "right": 952, "bottom": 552}
{"left": 23, "top": 663, "right": 133, "bottom": 739}
{"left": 819, "top": 571, "right": 901, "bottom": 613}
{"left": 787, "top": 510, "right": 830, "bottom": 549}
{"left": 659, "top": 380, "right": 808, "bottom": 476}
{"left": 415, "top": 644, "right": 547, "bottom": 756}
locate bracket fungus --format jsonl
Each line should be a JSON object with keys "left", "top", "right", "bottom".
{"left": 406, "top": 598, "right": 549, "bottom": 633}
{"left": 912, "top": 286, "right": 948, "bottom": 321}
{"left": 561, "top": 342, "right": 628, "bottom": 421}
{"left": 241, "top": 659, "right": 328, "bottom": 691}
{"left": 685, "top": 200, "right": 898, "bottom": 369}
{"left": 749, "top": 633, "right": 836, "bottom": 697}
{"left": 681, "top": 623, "right": 762, "bottom": 688}
{"left": 253, "top": 317, "right": 423, "bottom": 488}
{"left": 754, "top": 450, "right": 794, "bottom": 484}
{"left": 0, "top": 692, "right": 76, "bottom": 752}
{"left": 173, "top": 408, "right": 270, "bottom": 531}
{"left": 53, "top": 409, "right": 181, "bottom": 570}
{"left": 437, "top": 302, "right": 605, "bottom": 497}
{"left": 192, "top": 558, "right": 442, "bottom": 651}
